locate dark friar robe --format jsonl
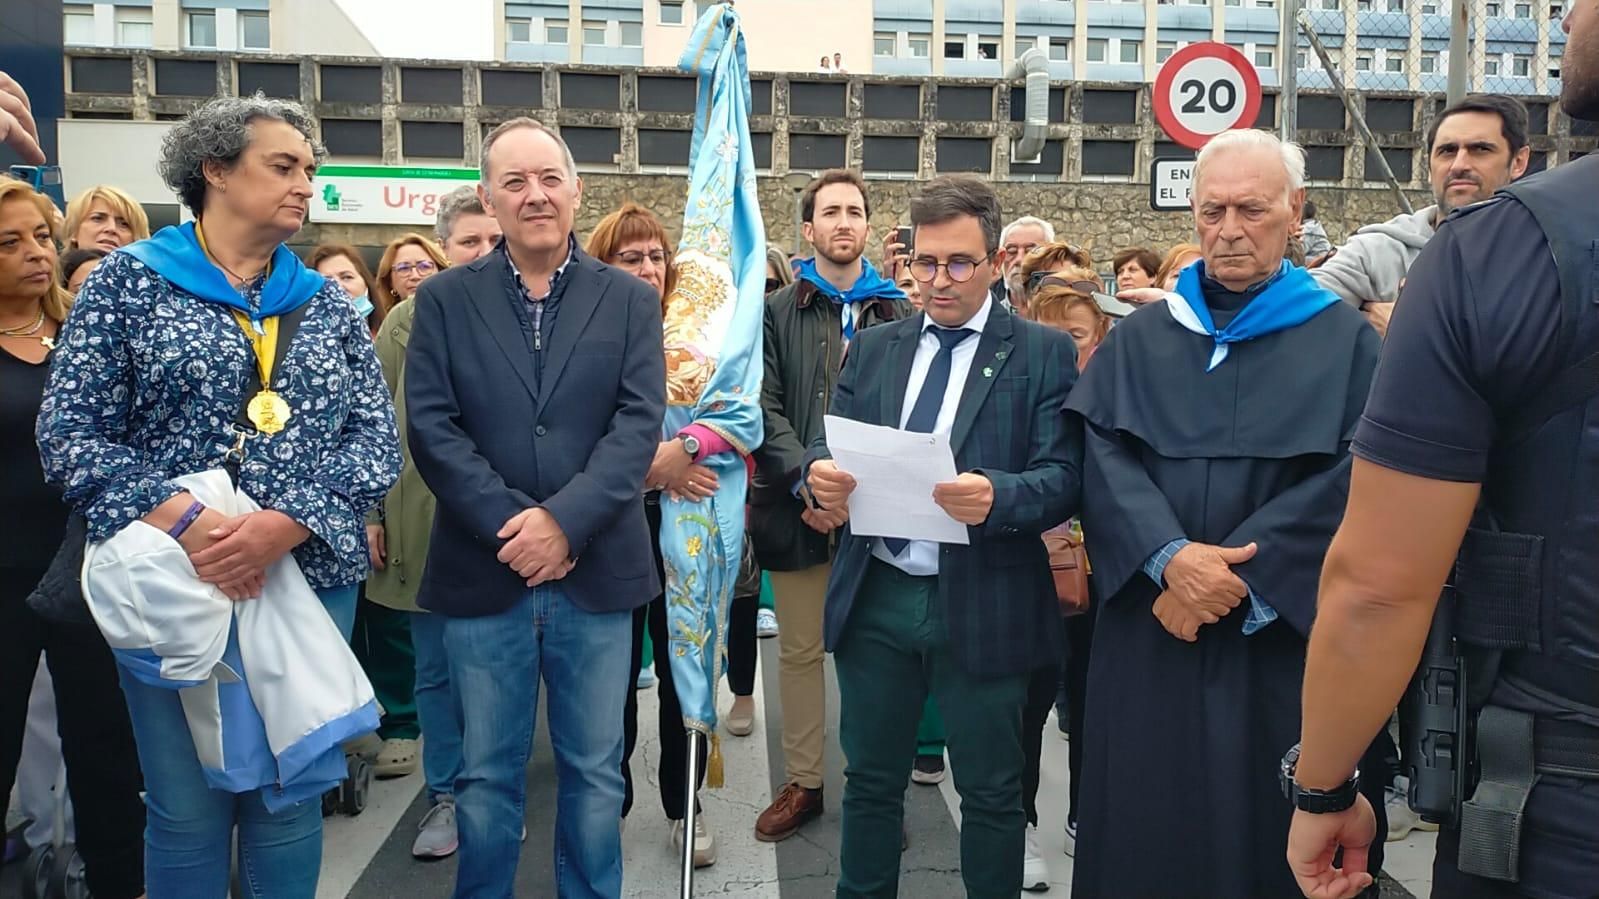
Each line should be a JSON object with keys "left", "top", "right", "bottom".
{"left": 1065, "top": 278, "right": 1384, "bottom": 898}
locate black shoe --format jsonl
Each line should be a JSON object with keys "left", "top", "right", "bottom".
{"left": 911, "top": 754, "right": 946, "bottom": 785}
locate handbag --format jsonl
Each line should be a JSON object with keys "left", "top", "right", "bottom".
{"left": 1043, "top": 531, "right": 1091, "bottom": 617}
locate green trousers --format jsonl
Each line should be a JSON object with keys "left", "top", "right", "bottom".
{"left": 353, "top": 598, "right": 420, "bottom": 740}
{"left": 833, "top": 559, "right": 1028, "bottom": 899}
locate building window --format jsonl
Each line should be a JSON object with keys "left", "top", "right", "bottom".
{"left": 1050, "top": 38, "right": 1072, "bottom": 61}
{"left": 507, "top": 18, "right": 531, "bottom": 42}
{"left": 1297, "top": 49, "right": 1308, "bottom": 68}
{"left": 944, "top": 38, "right": 966, "bottom": 59}
{"left": 1551, "top": 62, "right": 1562, "bottom": 79}
{"left": 875, "top": 32, "right": 897, "bottom": 57}
{"left": 1385, "top": 52, "right": 1404, "bottom": 73}
{"left": 1420, "top": 50, "right": 1439, "bottom": 72}
{"left": 1355, "top": 49, "right": 1373, "bottom": 71}
{"left": 1319, "top": 0, "right": 1340, "bottom": 8}
{"left": 546, "top": 19, "right": 569, "bottom": 43}
{"left": 114, "top": 7, "right": 154, "bottom": 48}
{"left": 1387, "top": 0, "right": 1404, "bottom": 10}
{"left": 1087, "top": 38, "right": 1107, "bottom": 62}
{"left": 238, "top": 11, "right": 270, "bottom": 50}
{"left": 1513, "top": 54, "right": 1531, "bottom": 76}
{"left": 1226, "top": 0, "right": 1242, "bottom": 6}
{"left": 1484, "top": 56, "right": 1501, "bottom": 75}
{"left": 908, "top": 34, "right": 931, "bottom": 57}
{"left": 1514, "top": 1, "right": 1531, "bottom": 15}
{"left": 1255, "top": 46, "right": 1275, "bottom": 67}
{"left": 186, "top": 11, "right": 217, "bottom": 47}
{"left": 1485, "top": 0, "right": 1500, "bottom": 14}
{"left": 1553, "top": 2, "right": 1565, "bottom": 16}
{"left": 1357, "top": 0, "right": 1372, "bottom": 9}
{"left": 582, "top": 20, "right": 606, "bottom": 45}
{"left": 64, "top": 5, "right": 95, "bottom": 45}
{"left": 660, "top": 1, "right": 684, "bottom": 25}
{"left": 1156, "top": 41, "right": 1176, "bottom": 63}
{"left": 1120, "top": 40, "right": 1141, "bottom": 63}
{"left": 1014, "top": 36, "right": 1035, "bottom": 58}
{"left": 977, "top": 36, "right": 1001, "bottom": 60}
{"left": 1421, "top": 0, "right": 1438, "bottom": 11}
{"left": 1256, "top": 0, "right": 1276, "bottom": 7}
{"left": 620, "top": 22, "right": 642, "bottom": 47}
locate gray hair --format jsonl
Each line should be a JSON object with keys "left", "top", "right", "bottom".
{"left": 159, "top": 92, "right": 325, "bottom": 216}
{"left": 479, "top": 117, "right": 577, "bottom": 185}
{"left": 436, "top": 185, "right": 487, "bottom": 243}
{"left": 1192, "top": 129, "right": 1306, "bottom": 201}
{"left": 1000, "top": 215, "right": 1055, "bottom": 246}
{"left": 909, "top": 174, "right": 1004, "bottom": 253}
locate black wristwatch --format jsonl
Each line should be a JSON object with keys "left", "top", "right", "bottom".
{"left": 1280, "top": 743, "right": 1360, "bottom": 814}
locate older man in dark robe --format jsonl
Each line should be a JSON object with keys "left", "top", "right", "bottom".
{"left": 1065, "top": 129, "right": 1386, "bottom": 898}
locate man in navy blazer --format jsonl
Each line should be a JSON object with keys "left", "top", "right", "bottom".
{"left": 405, "top": 118, "right": 665, "bottom": 899}
{"left": 806, "top": 175, "right": 1082, "bottom": 898}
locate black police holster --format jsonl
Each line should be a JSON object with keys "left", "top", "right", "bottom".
{"left": 1405, "top": 527, "right": 1599, "bottom": 883}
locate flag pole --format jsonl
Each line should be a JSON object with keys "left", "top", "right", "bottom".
{"left": 679, "top": 733, "right": 701, "bottom": 898}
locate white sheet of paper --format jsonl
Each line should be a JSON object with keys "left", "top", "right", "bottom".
{"left": 822, "top": 415, "right": 969, "bottom": 545}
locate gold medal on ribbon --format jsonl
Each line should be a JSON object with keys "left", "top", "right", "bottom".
{"left": 247, "top": 389, "right": 292, "bottom": 434}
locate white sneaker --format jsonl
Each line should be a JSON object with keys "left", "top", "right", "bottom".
{"left": 1023, "top": 824, "right": 1050, "bottom": 892}
{"left": 756, "top": 608, "right": 780, "bottom": 638}
{"left": 1063, "top": 820, "right": 1077, "bottom": 857}
{"left": 671, "top": 813, "right": 717, "bottom": 868}
{"left": 1386, "top": 786, "right": 1438, "bottom": 841}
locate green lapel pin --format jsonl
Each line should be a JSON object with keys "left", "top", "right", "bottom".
{"left": 983, "top": 366, "right": 994, "bottom": 378}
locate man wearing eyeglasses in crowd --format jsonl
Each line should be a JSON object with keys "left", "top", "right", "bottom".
{"left": 992, "top": 215, "right": 1056, "bottom": 314}
{"left": 750, "top": 168, "right": 911, "bottom": 843}
{"left": 806, "top": 174, "right": 1081, "bottom": 897}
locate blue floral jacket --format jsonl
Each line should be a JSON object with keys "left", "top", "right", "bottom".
{"left": 36, "top": 250, "right": 401, "bottom": 590}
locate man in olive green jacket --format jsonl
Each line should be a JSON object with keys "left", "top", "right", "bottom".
{"left": 750, "top": 170, "right": 912, "bottom": 842}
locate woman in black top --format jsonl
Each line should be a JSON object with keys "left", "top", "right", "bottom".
{"left": 0, "top": 177, "right": 147, "bottom": 899}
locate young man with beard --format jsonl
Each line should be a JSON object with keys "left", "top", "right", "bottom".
{"left": 1313, "top": 94, "right": 1529, "bottom": 337}
{"left": 750, "top": 169, "right": 911, "bottom": 842}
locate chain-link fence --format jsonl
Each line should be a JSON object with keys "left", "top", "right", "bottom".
{"left": 1289, "top": 0, "right": 1558, "bottom": 98}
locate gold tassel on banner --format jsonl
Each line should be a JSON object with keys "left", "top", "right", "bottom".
{"left": 706, "top": 733, "right": 724, "bottom": 788}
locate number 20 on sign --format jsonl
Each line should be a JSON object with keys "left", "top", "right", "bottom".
{"left": 1152, "top": 42, "right": 1263, "bottom": 151}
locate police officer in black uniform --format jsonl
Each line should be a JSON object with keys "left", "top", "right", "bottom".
{"left": 1280, "top": 3, "right": 1599, "bottom": 897}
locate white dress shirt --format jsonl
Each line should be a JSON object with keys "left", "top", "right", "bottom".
{"left": 871, "top": 298, "right": 993, "bottom": 577}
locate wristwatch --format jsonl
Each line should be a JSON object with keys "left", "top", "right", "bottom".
{"left": 1280, "top": 743, "right": 1360, "bottom": 814}
{"left": 679, "top": 433, "right": 701, "bottom": 458}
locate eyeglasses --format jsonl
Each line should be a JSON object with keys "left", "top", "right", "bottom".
{"left": 392, "top": 261, "right": 437, "bottom": 277}
{"left": 1027, "top": 273, "right": 1101, "bottom": 296}
{"left": 907, "top": 256, "right": 987, "bottom": 284}
{"left": 615, "top": 250, "right": 668, "bottom": 267}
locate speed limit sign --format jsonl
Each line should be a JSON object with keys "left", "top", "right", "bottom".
{"left": 1153, "top": 42, "right": 1263, "bottom": 150}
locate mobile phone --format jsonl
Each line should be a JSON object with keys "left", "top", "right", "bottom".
{"left": 895, "top": 225, "right": 913, "bottom": 252}
{"left": 9, "top": 165, "right": 66, "bottom": 209}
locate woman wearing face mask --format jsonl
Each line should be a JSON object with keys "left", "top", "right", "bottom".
{"left": 374, "top": 234, "right": 447, "bottom": 314}
{"left": 36, "top": 94, "right": 400, "bottom": 899}
{"left": 0, "top": 177, "right": 149, "bottom": 899}
{"left": 63, "top": 185, "right": 150, "bottom": 254}
{"left": 309, "top": 243, "right": 383, "bottom": 334}
{"left": 586, "top": 202, "right": 763, "bottom": 869}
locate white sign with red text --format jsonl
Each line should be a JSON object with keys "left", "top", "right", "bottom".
{"left": 309, "top": 165, "right": 481, "bottom": 225}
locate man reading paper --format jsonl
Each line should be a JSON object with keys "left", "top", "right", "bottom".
{"left": 803, "top": 174, "right": 1081, "bottom": 898}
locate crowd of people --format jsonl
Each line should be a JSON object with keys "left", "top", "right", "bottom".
{"left": 2, "top": 12, "right": 1598, "bottom": 896}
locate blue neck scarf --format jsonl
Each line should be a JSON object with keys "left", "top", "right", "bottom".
{"left": 1166, "top": 259, "right": 1339, "bottom": 371}
{"left": 794, "top": 257, "right": 904, "bottom": 341}
{"left": 122, "top": 222, "right": 327, "bottom": 320}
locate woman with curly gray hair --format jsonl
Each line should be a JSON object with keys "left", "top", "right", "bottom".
{"left": 36, "top": 93, "right": 400, "bottom": 898}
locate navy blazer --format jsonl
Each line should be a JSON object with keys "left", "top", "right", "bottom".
{"left": 404, "top": 245, "right": 666, "bottom": 617}
{"left": 804, "top": 304, "right": 1084, "bottom": 678}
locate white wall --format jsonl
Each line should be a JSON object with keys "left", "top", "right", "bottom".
{"left": 57, "top": 120, "right": 182, "bottom": 209}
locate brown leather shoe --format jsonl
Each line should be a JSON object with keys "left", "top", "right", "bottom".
{"left": 754, "top": 782, "right": 823, "bottom": 842}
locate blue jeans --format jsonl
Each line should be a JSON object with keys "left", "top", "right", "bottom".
{"left": 120, "top": 584, "right": 357, "bottom": 899}
{"left": 411, "top": 610, "right": 463, "bottom": 802}
{"left": 444, "top": 584, "right": 632, "bottom": 899}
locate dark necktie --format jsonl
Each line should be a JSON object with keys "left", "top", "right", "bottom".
{"left": 884, "top": 326, "right": 975, "bottom": 556}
